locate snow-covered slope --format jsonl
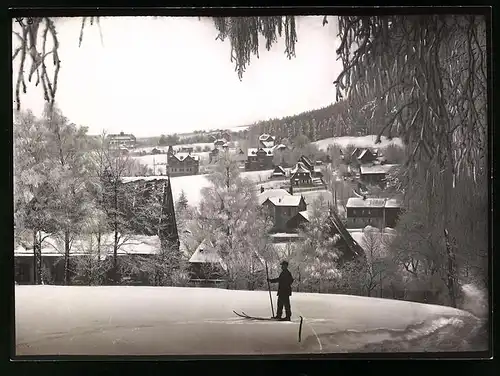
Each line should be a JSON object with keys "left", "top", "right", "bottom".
{"left": 15, "top": 286, "right": 484, "bottom": 356}
{"left": 313, "top": 135, "right": 404, "bottom": 151}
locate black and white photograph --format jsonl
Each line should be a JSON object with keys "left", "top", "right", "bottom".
{"left": 12, "top": 10, "right": 490, "bottom": 357}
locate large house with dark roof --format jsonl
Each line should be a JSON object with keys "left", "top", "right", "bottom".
{"left": 346, "top": 196, "right": 403, "bottom": 229}
{"left": 262, "top": 195, "right": 307, "bottom": 232}
{"left": 107, "top": 131, "right": 136, "bottom": 149}
{"left": 167, "top": 146, "right": 200, "bottom": 176}
{"left": 359, "top": 164, "right": 398, "bottom": 187}
{"left": 246, "top": 147, "right": 274, "bottom": 171}
{"left": 290, "top": 162, "right": 313, "bottom": 186}
{"left": 188, "top": 240, "right": 227, "bottom": 286}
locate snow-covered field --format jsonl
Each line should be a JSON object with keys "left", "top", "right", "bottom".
{"left": 169, "top": 170, "right": 274, "bottom": 208}
{"left": 313, "top": 135, "right": 404, "bottom": 151}
{"left": 15, "top": 286, "right": 484, "bottom": 356}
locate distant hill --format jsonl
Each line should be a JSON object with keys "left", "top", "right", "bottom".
{"left": 235, "top": 100, "right": 382, "bottom": 146}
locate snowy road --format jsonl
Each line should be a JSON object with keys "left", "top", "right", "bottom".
{"left": 14, "top": 286, "right": 483, "bottom": 356}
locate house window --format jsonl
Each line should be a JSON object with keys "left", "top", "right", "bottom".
{"left": 353, "top": 209, "right": 357, "bottom": 215}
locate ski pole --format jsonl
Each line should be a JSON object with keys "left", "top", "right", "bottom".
{"left": 265, "top": 261, "right": 274, "bottom": 317}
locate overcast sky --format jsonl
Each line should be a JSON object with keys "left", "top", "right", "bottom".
{"left": 12, "top": 16, "right": 343, "bottom": 137}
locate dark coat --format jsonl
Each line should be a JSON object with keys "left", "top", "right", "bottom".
{"left": 270, "top": 269, "right": 294, "bottom": 296}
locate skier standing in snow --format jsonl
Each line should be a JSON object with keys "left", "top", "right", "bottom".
{"left": 267, "top": 260, "right": 294, "bottom": 321}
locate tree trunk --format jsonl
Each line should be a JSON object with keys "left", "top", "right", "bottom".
{"left": 64, "top": 230, "right": 71, "bottom": 285}
{"left": 444, "top": 228, "right": 457, "bottom": 308}
{"left": 113, "top": 183, "right": 119, "bottom": 284}
{"left": 32, "top": 230, "right": 39, "bottom": 285}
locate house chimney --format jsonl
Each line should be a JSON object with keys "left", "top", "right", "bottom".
{"left": 261, "top": 186, "right": 264, "bottom": 193}
{"left": 279, "top": 198, "right": 282, "bottom": 203}
{"left": 363, "top": 195, "right": 367, "bottom": 200}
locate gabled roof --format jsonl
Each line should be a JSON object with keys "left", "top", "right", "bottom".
{"left": 346, "top": 197, "right": 402, "bottom": 209}
{"left": 272, "top": 166, "right": 286, "bottom": 175}
{"left": 300, "top": 155, "right": 313, "bottom": 168}
{"left": 259, "top": 133, "right": 275, "bottom": 141}
{"left": 290, "top": 162, "right": 311, "bottom": 175}
{"left": 298, "top": 210, "right": 310, "bottom": 221}
{"left": 257, "top": 189, "right": 290, "bottom": 205}
{"left": 358, "top": 149, "right": 374, "bottom": 160}
{"left": 266, "top": 195, "right": 304, "bottom": 207}
{"left": 188, "top": 240, "right": 227, "bottom": 270}
{"left": 169, "top": 152, "right": 200, "bottom": 162}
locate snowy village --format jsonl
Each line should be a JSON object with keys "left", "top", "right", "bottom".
{"left": 12, "top": 14, "right": 489, "bottom": 356}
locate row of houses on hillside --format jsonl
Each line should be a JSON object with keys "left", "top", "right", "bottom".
{"left": 342, "top": 147, "right": 401, "bottom": 189}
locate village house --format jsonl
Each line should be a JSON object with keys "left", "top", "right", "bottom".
{"left": 107, "top": 131, "right": 136, "bottom": 149}
{"left": 289, "top": 162, "right": 313, "bottom": 186}
{"left": 262, "top": 195, "right": 307, "bottom": 233}
{"left": 15, "top": 175, "right": 182, "bottom": 286}
{"left": 259, "top": 133, "right": 276, "bottom": 148}
{"left": 246, "top": 147, "right": 274, "bottom": 171}
{"left": 359, "top": 164, "right": 399, "bottom": 187}
{"left": 345, "top": 196, "right": 403, "bottom": 229}
{"left": 14, "top": 234, "right": 165, "bottom": 285}
{"left": 188, "top": 240, "right": 228, "bottom": 287}
{"left": 213, "top": 139, "right": 229, "bottom": 150}
{"left": 167, "top": 145, "right": 200, "bottom": 176}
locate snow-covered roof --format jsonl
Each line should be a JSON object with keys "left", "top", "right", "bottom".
{"left": 257, "top": 189, "right": 290, "bottom": 205}
{"left": 298, "top": 210, "right": 310, "bottom": 221}
{"left": 300, "top": 155, "right": 313, "bottom": 166}
{"left": 347, "top": 197, "right": 387, "bottom": 208}
{"left": 273, "top": 166, "right": 286, "bottom": 175}
{"left": 188, "top": 240, "right": 227, "bottom": 270}
{"left": 261, "top": 141, "right": 275, "bottom": 148}
{"left": 270, "top": 233, "right": 302, "bottom": 239}
{"left": 357, "top": 149, "right": 373, "bottom": 160}
{"left": 360, "top": 164, "right": 398, "bottom": 175}
{"left": 170, "top": 152, "right": 200, "bottom": 162}
{"left": 267, "top": 195, "right": 303, "bottom": 207}
{"left": 121, "top": 176, "right": 170, "bottom": 184}
{"left": 259, "top": 133, "right": 275, "bottom": 141}
{"left": 290, "top": 162, "right": 311, "bottom": 175}
{"left": 247, "top": 147, "right": 274, "bottom": 157}
{"left": 14, "top": 234, "right": 162, "bottom": 257}
{"left": 273, "top": 144, "right": 287, "bottom": 150}
{"left": 346, "top": 197, "right": 402, "bottom": 209}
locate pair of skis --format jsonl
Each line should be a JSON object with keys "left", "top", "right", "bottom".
{"left": 233, "top": 310, "right": 281, "bottom": 321}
